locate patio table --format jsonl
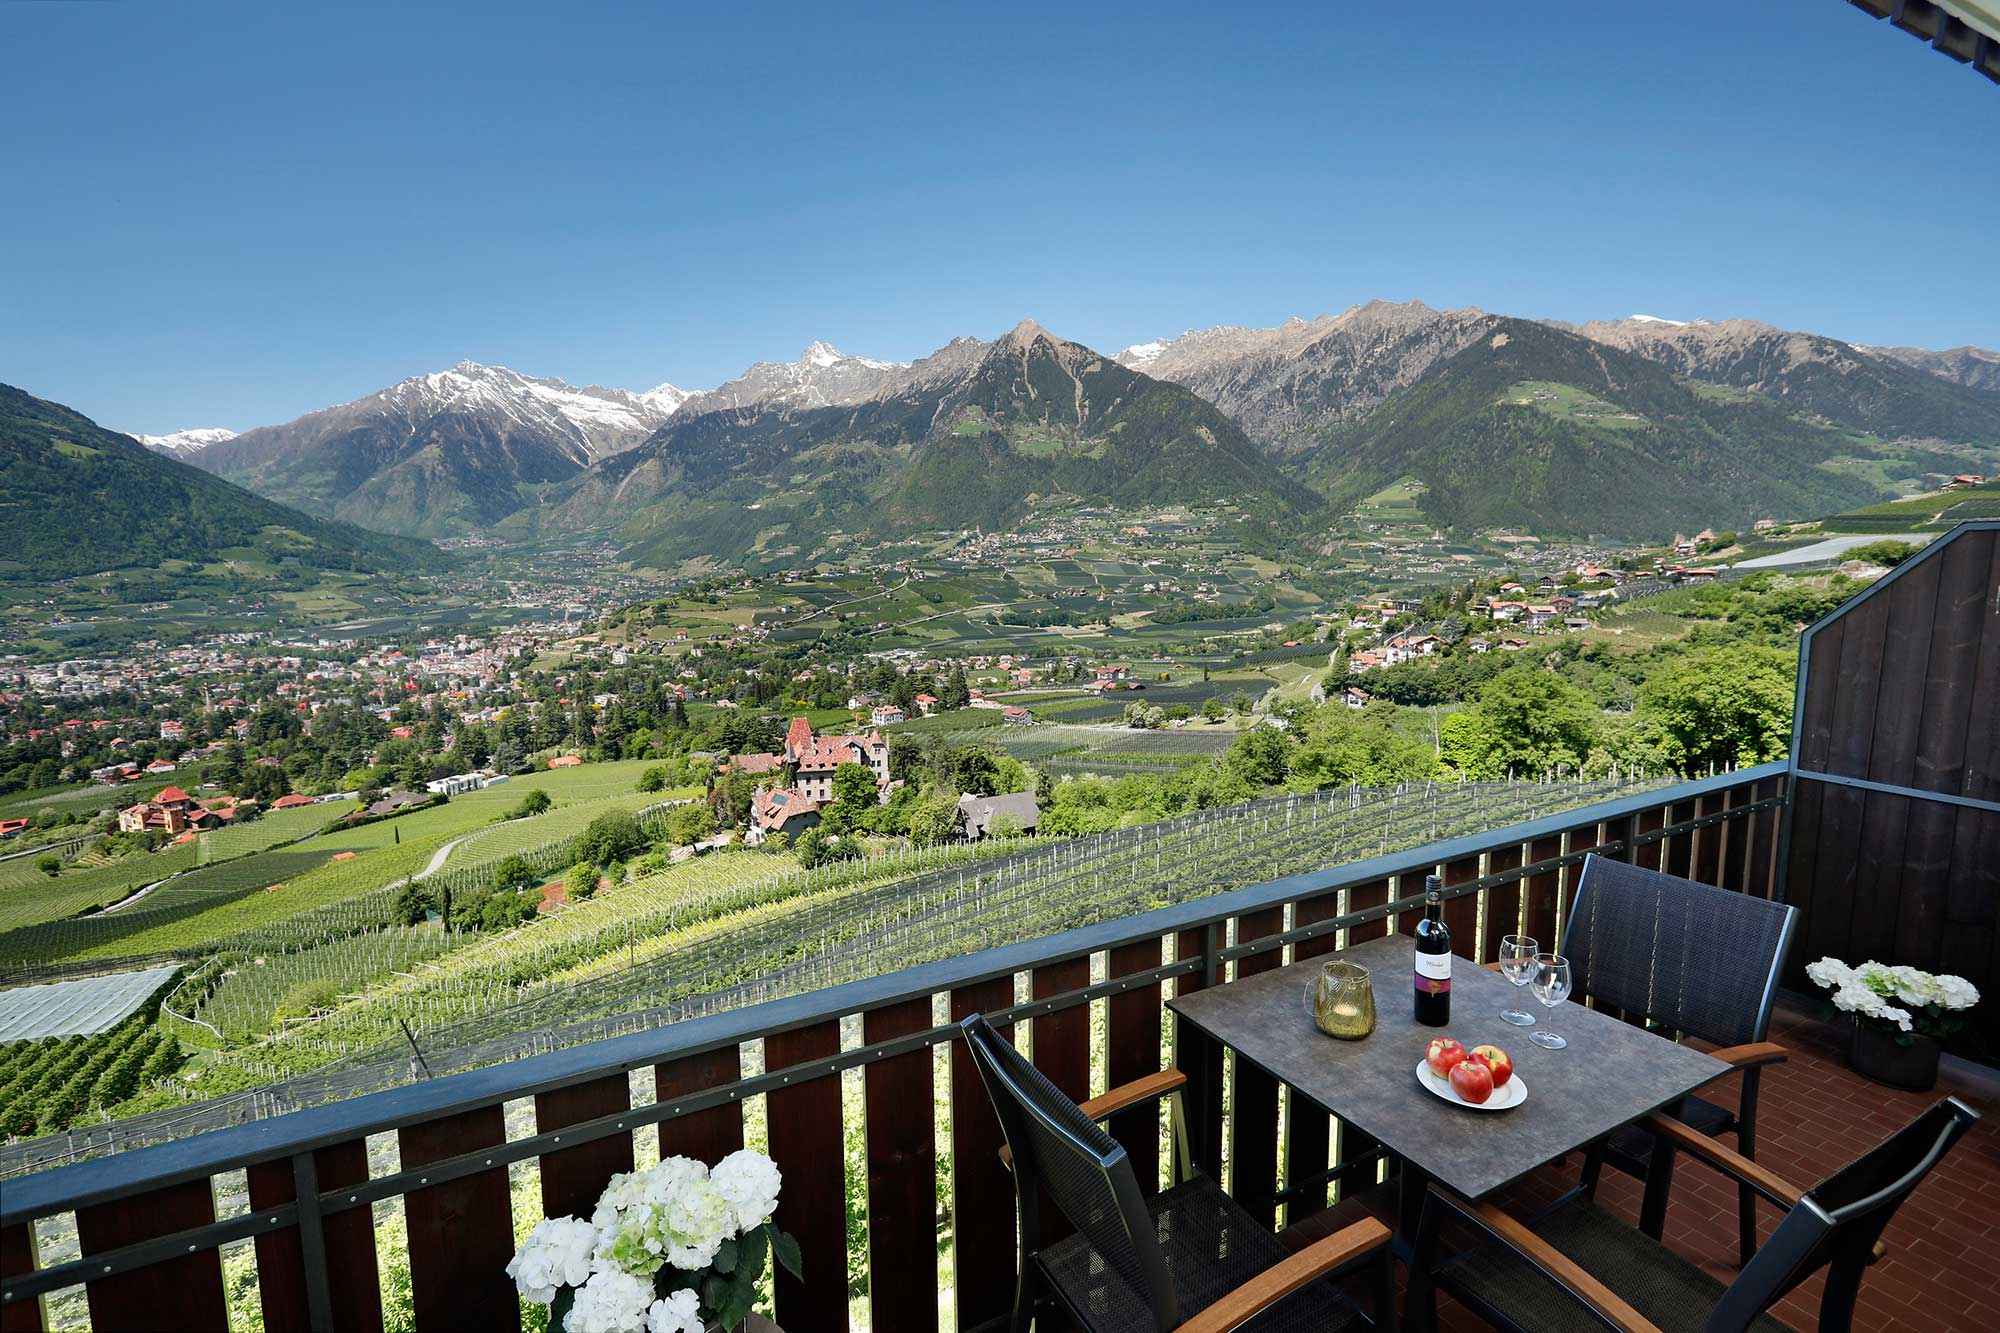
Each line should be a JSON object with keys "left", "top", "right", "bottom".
{"left": 1166, "top": 932, "right": 1728, "bottom": 1240}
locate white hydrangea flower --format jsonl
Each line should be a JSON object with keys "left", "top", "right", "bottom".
{"left": 639, "top": 1156, "right": 710, "bottom": 1204}
{"left": 1805, "top": 957, "right": 1853, "bottom": 991}
{"left": 565, "top": 1268, "right": 656, "bottom": 1333}
{"left": 591, "top": 1171, "right": 651, "bottom": 1232}
{"left": 710, "top": 1149, "right": 783, "bottom": 1234}
{"left": 1935, "top": 974, "right": 1980, "bottom": 1010}
{"left": 646, "top": 1288, "right": 704, "bottom": 1333}
{"left": 506, "top": 1216, "right": 598, "bottom": 1305}
{"left": 657, "top": 1174, "right": 734, "bottom": 1270}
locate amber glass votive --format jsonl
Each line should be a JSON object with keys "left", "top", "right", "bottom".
{"left": 1303, "top": 960, "right": 1376, "bottom": 1039}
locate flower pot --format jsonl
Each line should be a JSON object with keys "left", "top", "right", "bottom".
{"left": 1848, "top": 1022, "right": 1941, "bottom": 1091}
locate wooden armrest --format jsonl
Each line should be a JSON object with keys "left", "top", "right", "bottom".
{"left": 1707, "top": 1041, "right": 1788, "bottom": 1070}
{"left": 1642, "top": 1113, "right": 1802, "bottom": 1208}
{"left": 1080, "top": 1068, "right": 1187, "bottom": 1120}
{"left": 1000, "top": 1069, "right": 1187, "bottom": 1170}
{"left": 1483, "top": 959, "right": 1504, "bottom": 972}
{"left": 1174, "top": 1217, "right": 1390, "bottom": 1333}
{"left": 1462, "top": 1200, "right": 1661, "bottom": 1333}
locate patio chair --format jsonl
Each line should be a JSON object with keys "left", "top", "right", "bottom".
{"left": 1409, "top": 1096, "right": 1980, "bottom": 1333}
{"left": 1561, "top": 854, "right": 1797, "bottom": 1264}
{"left": 958, "top": 1012, "right": 1396, "bottom": 1333}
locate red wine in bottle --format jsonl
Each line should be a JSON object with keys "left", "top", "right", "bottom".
{"left": 1414, "top": 874, "right": 1451, "bottom": 1027}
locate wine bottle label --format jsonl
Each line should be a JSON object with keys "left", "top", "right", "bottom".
{"left": 1415, "top": 952, "right": 1451, "bottom": 993}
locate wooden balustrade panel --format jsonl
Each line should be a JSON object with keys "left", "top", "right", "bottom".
{"left": 1631, "top": 806, "right": 1666, "bottom": 872}
{"left": 535, "top": 1073, "right": 635, "bottom": 1220}
{"left": 1439, "top": 857, "right": 1479, "bottom": 961}
{"left": 1228, "top": 907, "right": 1284, "bottom": 1223}
{"left": 1481, "top": 844, "right": 1524, "bottom": 962}
{"left": 1662, "top": 799, "right": 1697, "bottom": 879}
{"left": 656, "top": 1045, "right": 744, "bottom": 1165}
{"left": 400, "top": 1104, "right": 518, "bottom": 1333}
{"left": 1748, "top": 776, "right": 1782, "bottom": 900}
{"left": 1, "top": 1222, "right": 41, "bottom": 1333}
{"left": 1345, "top": 877, "right": 1391, "bottom": 945}
{"left": 1715, "top": 785, "right": 1751, "bottom": 895}
{"left": 1174, "top": 926, "right": 1223, "bottom": 1176}
{"left": 862, "top": 998, "right": 938, "bottom": 1333}
{"left": 948, "top": 978, "right": 1016, "bottom": 1333}
{"left": 765, "top": 1021, "right": 846, "bottom": 1333}
{"left": 1105, "top": 939, "right": 1164, "bottom": 1196}
{"left": 1691, "top": 792, "right": 1723, "bottom": 888}
{"left": 77, "top": 1177, "right": 227, "bottom": 1333}
{"left": 246, "top": 1139, "right": 381, "bottom": 1333}
{"left": 1523, "top": 834, "right": 1564, "bottom": 950}
{"left": 1030, "top": 955, "right": 1090, "bottom": 1248}
{"left": 1284, "top": 890, "right": 1343, "bottom": 1224}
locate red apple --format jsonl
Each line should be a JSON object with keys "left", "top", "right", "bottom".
{"left": 1449, "top": 1057, "right": 1495, "bottom": 1104}
{"left": 1425, "top": 1037, "right": 1466, "bottom": 1080}
{"left": 1470, "top": 1044, "right": 1514, "bottom": 1088}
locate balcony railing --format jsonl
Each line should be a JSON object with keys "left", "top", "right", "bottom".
{"left": 0, "top": 762, "right": 1789, "bottom": 1333}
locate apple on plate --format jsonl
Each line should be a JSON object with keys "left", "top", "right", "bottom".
{"left": 1449, "top": 1057, "right": 1495, "bottom": 1104}
{"left": 1425, "top": 1037, "right": 1466, "bottom": 1080}
{"left": 1469, "top": 1044, "right": 1514, "bottom": 1088}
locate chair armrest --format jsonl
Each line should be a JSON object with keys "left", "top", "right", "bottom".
{"left": 1080, "top": 1068, "right": 1187, "bottom": 1120}
{"left": 1174, "top": 1217, "right": 1390, "bottom": 1333}
{"left": 1641, "top": 1113, "right": 1802, "bottom": 1208}
{"left": 1447, "top": 1196, "right": 1662, "bottom": 1333}
{"left": 1483, "top": 960, "right": 1504, "bottom": 972}
{"left": 1707, "top": 1042, "right": 1787, "bottom": 1071}
{"left": 1000, "top": 1069, "right": 1187, "bottom": 1170}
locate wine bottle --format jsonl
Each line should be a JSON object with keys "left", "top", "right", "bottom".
{"left": 1414, "top": 874, "right": 1451, "bottom": 1027}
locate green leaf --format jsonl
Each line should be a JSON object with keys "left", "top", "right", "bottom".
{"left": 713, "top": 1235, "right": 740, "bottom": 1275}
{"left": 769, "top": 1225, "right": 803, "bottom": 1278}
{"left": 654, "top": 1268, "right": 699, "bottom": 1297}
{"left": 736, "top": 1224, "right": 769, "bottom": 1282}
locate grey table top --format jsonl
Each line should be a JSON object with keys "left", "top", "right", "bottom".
{"left": 1167, "top": 933, "right": 1728, "bottom": 1201}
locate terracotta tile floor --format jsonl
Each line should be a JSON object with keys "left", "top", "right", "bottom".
{"left": 1414, "top": 999, "right": 2000, "bottom": 1332}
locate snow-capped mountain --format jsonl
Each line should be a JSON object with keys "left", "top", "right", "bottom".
{"left": 136, "top": 426, "right": 238, "bottom": 461}
{"left": 181, "top": 361, "right": 696, "bottom": 538}
{"left": 673, "top": 342, "right": 909, "bottom": 416}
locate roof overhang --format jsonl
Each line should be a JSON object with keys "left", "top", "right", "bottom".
{"left": 1849, "top": 0, "right": 2000, "bottom": 82}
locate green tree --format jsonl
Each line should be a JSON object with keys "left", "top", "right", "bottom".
{"left": 1637, "top": 646, "right": 1794, "bottom": 775}
{"left": 491, "top": 854, "right": 537, "bottom": 894}
{"left": 665, "top": 802, "right": 716, "bottom": 845}
{"left": 907, "top": 789, "right": 963, "bottom": 846}
{"left": 1224, "top": 726, "right": 1290, "bottom": 788}
{"left": 564, "top": 861, "right": 600, "bottom": 902}
{"left": 505, "top": 787, "right": 553, "bottom": 820}
{"left": 1463, "top": 668, "right": 1599, "bottom": 777}
{"left": 636, "top": 765, "right": 668, "bottom": 793}
{"left": 35, "top": 856, "right": 60, "bottom": 877}
{"left": 575, "top": 809, "right": 646, "bottom": 865}
{"left": 1201, "top": 697, "right": 1227, "bottom": 724}
{"left": 820, "top": 763, "right": 879, "bottom": 834}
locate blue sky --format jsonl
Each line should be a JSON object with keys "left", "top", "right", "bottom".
{"left": 3, "top": 0, "right": 1995, "bottom": 434}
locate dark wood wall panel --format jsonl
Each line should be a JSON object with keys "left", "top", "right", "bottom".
{"left": 1787, "top": 525, "right": 1999, "bottom": 1052}
{"left": 78, "top": 1179, "right": 228, "bottom": 1333}
{"left": 0, "top": 1222, "right": 37, "bottom": 1333}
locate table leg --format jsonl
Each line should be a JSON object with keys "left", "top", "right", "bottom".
{"left": 1396, "top": 1154, "right": 1432, "bottom": 1258}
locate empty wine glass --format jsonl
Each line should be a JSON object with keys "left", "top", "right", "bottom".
{"left": 1498, "top": 935, "right": 1537, "bottom": 1026}
{"left": 1530, "top": 953, "right": 1571, "bottom": 1050}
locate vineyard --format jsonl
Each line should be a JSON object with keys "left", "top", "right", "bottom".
{"left": 3, "top": 772, "right": 1666, "bottom": 1170}
{"left": 0, "top": 841, "right": 200, "bottom": 934}
{"left": 165, "top": 925, "right": 469, "bottom": 1045}
{"left": 0, "top": 981, "right": 187, "bottom": 1139}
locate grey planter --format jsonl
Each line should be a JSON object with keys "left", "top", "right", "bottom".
{"left": 1848, "top": 1022, "right": 1941, "bottom": 1091}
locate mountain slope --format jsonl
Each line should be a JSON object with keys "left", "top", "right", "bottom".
{"left": 533, "top": 322, "right": 1318, "bottom": 569}
{"left": 1867, "top": 344, "right": 2000, "bottom": 395}
{"left": 1294, "top": 320, "right": 1886, "bottom": 539}
{"left": 1567, "top": 318, "right": 2000, "bottom": 444}
{"left": 0, "top": 384, "right": 438, "bottom": 581}
{"left": 1117, "top": 300, "right": 1493, "bottom": 453}
{"left": 188, "top": 363, "right": 691, "bottom": 537}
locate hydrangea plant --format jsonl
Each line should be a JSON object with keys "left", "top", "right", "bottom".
{"left": 507, "top": 1149, "right": 800, "bottom": 1333}
{"left": 1805, "top": 957, "right": 1980, "bottom": 1043}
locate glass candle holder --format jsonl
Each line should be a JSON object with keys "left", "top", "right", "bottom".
{"left": 1302, "top": 960, "right": 1376, "bottom": 1039}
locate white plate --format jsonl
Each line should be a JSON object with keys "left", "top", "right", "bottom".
{"left": 1414, "top": 1058, "right": 1528, "bottom": 1111}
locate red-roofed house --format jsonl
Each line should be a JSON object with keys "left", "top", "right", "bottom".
{"left": 271, "top": 794, "right": 316, "bottom": 810}
{"left": 745, "top": 786, "right": 820, "bottom": 845}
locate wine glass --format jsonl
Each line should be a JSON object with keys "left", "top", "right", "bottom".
{"left": 1530, "top": 953, "right": 1571, "bottom": 1050}
{"left": 1498, "top": 935, "right": 1537, "bottom": 1026}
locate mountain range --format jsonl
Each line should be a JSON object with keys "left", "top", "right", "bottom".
{"left": 121, "top": 304, "right": 2000, "bottom": 557}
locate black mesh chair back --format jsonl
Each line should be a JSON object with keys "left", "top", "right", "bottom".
{"left": 1563, "top": 854, "right": 1796, "bottom": 1047}
{"left": 959, "top": 1013, "right": 1179, "bottom": 1330}
{"left": 1711, "top": 1097, "right": 1980, "bottom": 1332}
